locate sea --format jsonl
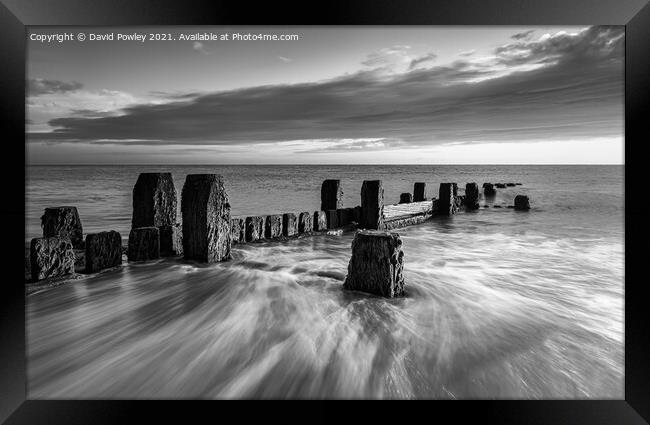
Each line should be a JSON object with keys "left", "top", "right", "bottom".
{"left": 25, "top": 164, "right": 624, "bottom": 399}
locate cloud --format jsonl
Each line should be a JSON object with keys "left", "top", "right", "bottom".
{"left": 29, "top": 26, "right": 623, "bottom": 151}
{"left": 28, "top": 78, "right": 83, "bottom": 96}
{"left": 192, "top": 41, "right": 210, "bottom": 55}
{"left": 361, "top": 45, "right": 413, "bottom": 71}
{"left": 408, "top": 53, "right": 437, "bottom": 70}
{"left": 511, "top": 30, "right": 535, "bottom": 40}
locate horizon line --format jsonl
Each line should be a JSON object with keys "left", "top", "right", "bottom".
{"left": 26, "top": 163, "right": 625, "bottom": 166}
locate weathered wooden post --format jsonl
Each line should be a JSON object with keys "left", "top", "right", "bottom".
{"left": 313, "top": 211, "right": 327, "bottom": 231}
{"left": 399, "top": 193, "right": 413, "bottom": 204}
{"left": 326, "top": 210, "right": 339, "bottom": 229}
{"left": 321, "top": 179, "right": 343, "bottom": 211}
{"left": 132, "top": 173, "right": 179, "bottom": 256}
{"left": 343, "top": 230, "right": 405, "bottom": 298}
{"left": 265, "top": 214, "right": 283, "bottom": 238}
{"left": 413, "top": 182, "right": 427, "bottom": 202}
{"left": 298, "top": 212, "right": 313, "bottom": 234}
{"left": 465, "top": 183, "right": 480, "bottom": 210}
{"left": 181, "top": 174, "right": 231, "bottom": 263}
{"left": 230, "top": 217, "right": 245, "bottom": 243}
{"left": 30, "top": 236, "right": 75, "bottom": 281}
{"left": 41, "top": 206, "right": 84, "bottom": 249}
{"left": 514, "top": 195, "right": 531, "bottom": 210}
{"left": 337, "top": 208, "right": 354, "bottom": 227}
{"left": 483, "top": 183, "right": 496, "bottom": 197}
{"left": 85, "top": 230, "right": 122, "bottom": 273}
{"left": 360, "top": 180, "right": 384, "bottom": 230}
{"left": 245, "top": 216, "right": 265, "bottom": 242}
{"left": 282, "top": 213, "right": 298, "bottom": 237}
{"left": 437, "top": 183, "right": 458, "bottom": 216}
{"left": 127, "top": 227, "right": 160, "bottom": 261}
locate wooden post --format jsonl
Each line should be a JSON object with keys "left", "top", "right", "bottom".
{"left": 399, "top": 193, "right": 413, "bottom": 204}
{"left": 465, "top": 183, "right": 480, "bottom": 210}
{"left": 265, "top": 214, "right": 283, "bottom": 238}
{"left": 298, "top": 212, "right": 313, "bottom": 234}
{"left": 313, "top": 211, "right": 327, "bottom": 231}
{"left": 230, "top": 218, "right": 245, "bottom": 244}
{"left": 132, "top": 173, "right": 178, "bottom": 256}
{"left": 514, "top": 195, "right": 531, "bottom": 210}
{"left": 245, "top": 216, "right": 265, "bottom": 242}
{"left": 127, "top": 227, "right": 160, "bottom": 261}
{"left": 483, "top": 183, "right": 496, "bottom": 197}
{"left": 321, "top": 179, "right": 343, "bottom": 211}
{"left": 282, "top": 213, "right": 298, "bottom": 237}
{"left": 30, "top": 236, "right": 75, "bottom": 281}
{"left": 413, "top": 183, "right": 427, "bottom": 202}
{"left": 360, "top": 180, "right": 384, "bottom": 230}
{"left": 343, "top": 230, "right": 405, "bottom": 298}
{"left": 41, "top": 206, "right": 84, "bottom": 249}
{"left": 181, "top": 174, "right": 231, "bottom": 263}
{"left": 438, "top": 183, "right": 458, "bottom": 216}
{"left": 85, "top": 231, "right": 122, "bottom": 273}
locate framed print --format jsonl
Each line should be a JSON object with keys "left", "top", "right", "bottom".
{"left": 1, "top": 0, "right": 648, "bottom": 423}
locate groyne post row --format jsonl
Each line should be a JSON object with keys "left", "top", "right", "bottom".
{"left": 29, "top": 173, "right": 530, "bottom": 282}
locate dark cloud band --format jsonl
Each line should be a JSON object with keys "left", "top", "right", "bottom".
{"left": 28, "top": 26, "right": 623, "bottom": 148}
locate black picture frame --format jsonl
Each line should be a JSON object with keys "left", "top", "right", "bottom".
{"left": 1, "top": 0, "right": 648, "bottom": 423}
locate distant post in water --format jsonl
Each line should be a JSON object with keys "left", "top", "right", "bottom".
{"left": 399, "top": 193, "right": 413, "bottom": 204}
{"left": 514, "top": 195, "right": 531, "bottom": 211}
{"left": 465, "top": 183, "right": 480, "bottom": 210}
{"left": 132, "top": 173, "right": 178, "bottom": 256}
{"left": 360, "top": 180, "right": 384, "bottom": 230}
{"left": 413, "top": 182, "right": 427, "bottom": 202}
{"left": 321, "top": 179, "right": 343, "bottom": 211}
{"left": 483, "top": 183, "right": 496, "bottom": 197}
{"left": 438, "top": 183, "right": 458, "bottom": 216}
{"left": 343, "top": 230, "right": 405, "bottom": 298}
{"left": 181, "top": 174, "right": 231, "bottom": 263}
{"left": 41, "top": 206, "right": 84, "bottom": 249}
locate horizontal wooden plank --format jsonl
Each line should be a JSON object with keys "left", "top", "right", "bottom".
{"left": 383, "top": 200, "right": 433, "bottom": 220}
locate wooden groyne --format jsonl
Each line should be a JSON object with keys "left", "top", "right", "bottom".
{"left": 26, "top": 172, "right": 531, "bottom": 284}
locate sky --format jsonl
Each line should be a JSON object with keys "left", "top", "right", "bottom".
{"left": 26, "top": 26, "right": 624, "bottom": 164}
